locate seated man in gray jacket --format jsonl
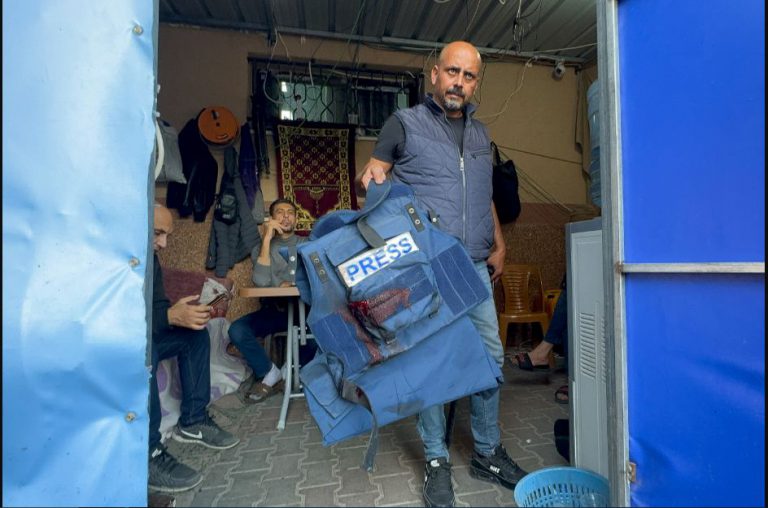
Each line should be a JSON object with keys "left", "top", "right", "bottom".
{"left": 228, "top": 199, "right": 317, "bottom": 402}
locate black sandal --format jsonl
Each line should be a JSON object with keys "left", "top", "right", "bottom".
{"left": 514, "top": 352, "right": 550, "bottom": 372}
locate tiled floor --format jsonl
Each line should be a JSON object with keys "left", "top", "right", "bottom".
{"left": 163, "top": 351, "right": 569, "bottom": 507}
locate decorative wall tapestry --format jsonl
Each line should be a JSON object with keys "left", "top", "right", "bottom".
{"left": 275, "top": 121, "right": 357, "bottom": 233}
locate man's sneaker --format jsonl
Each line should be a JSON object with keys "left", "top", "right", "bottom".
{"left": 469, "top": 445, "right": 527, "bottom": 490}
{"left": 172, "top": 413, "right": 240, "bottom": 450}
{"left": 423, "top": 457, "right": 455, "bottom": 507}
{"left": 148, "top": 445, "right": 202, "bottom": 493}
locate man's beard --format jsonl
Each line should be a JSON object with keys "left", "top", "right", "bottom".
{"left": 443, "top": 98, "right": 463, "bottom": 111}
{"left": 442, "top": 86, "right": 466, "bottom": 111}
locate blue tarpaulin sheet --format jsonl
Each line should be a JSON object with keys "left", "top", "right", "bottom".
{"left": 3, "top": 1, "right": 156, "bottom": 505}
{"left": 618, "top": 0, "right": 765, "bottom": 505}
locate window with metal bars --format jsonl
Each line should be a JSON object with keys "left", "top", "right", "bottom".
{"left": 249, "top": 59, "right": 423, "bottom": 137}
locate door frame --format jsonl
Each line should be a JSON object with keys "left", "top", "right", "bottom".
{"left": 596, "top": 1, "right": 630, "bottom": 505}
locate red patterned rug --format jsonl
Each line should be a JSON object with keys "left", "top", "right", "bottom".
{"left": 275, "top": 121, "right": 357, "bottom": 234}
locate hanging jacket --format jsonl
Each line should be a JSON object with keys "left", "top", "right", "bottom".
{"left": 392, "top": 94, "right": 494, "bottom": 261}
{"left": 166, "top": 116, "right": 218, "bottom": 222}
{"left": 252, "top": 71, "right": 272, "bottom": 176}
{"left": 238, "top": 121, "right": 265, "bottom": 224}
{"left": 205, "top": 146, "right": 261, "bottom": 277}
{"left": 295, "top": 181, "right": 501, "bottom": 469}
{"left": 238, "top": 121, "right": 259, "bottom": 210}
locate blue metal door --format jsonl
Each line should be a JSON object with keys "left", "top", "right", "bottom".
{"left": 3, "top": 1, "right": 157, "bottom": 505}
{"left": 609, "top": 0, "right": 765, "bottom": 506}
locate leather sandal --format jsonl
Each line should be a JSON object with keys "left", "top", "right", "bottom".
{"left": 514, "top": 352, "right": 550, "bottom": 372}
{"left": 246, "top": 380, "right": 284, "bottom": 404}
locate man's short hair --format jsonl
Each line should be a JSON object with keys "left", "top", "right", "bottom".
{"left": 269, "top": 198, "right": 297, "bottom": 217}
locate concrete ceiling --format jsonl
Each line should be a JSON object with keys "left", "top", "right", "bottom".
{"left": 159, "top": 0, "right": 597, "bottom": 65}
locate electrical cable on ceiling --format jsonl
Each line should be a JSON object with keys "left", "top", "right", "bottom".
{"left": 262, "top": 70, "right": 284, "bottom": 106}
{"left": 263, "top": 2, "right": 296, "bottom": 107}
{"left": 422, "top": 41, "right": 440, "bottom": 76}
{"left": 426, "top": 48, "right": 435, "bottom": 70}
{"left": 508, "top": 0, "right": 523, "bottom": 51}
{"left": 265, "top": 31, "right": 279, "bottom": 69}
{"left": 532, "top": 0, "right": 543, "bottom": 53}
{"left": 505, "top": 0, "right": 539, "bottom": 54}
{"left": 357, "top": 34, "right": 579, "bottom": 65}
{"left": 518, "top": 173, "right": 574, "bottom": 216}
{"left": 461, "top": 0, "right": 483, "bottom": 39}
{"left": 260, "top": 20, "right": 287, "bottom": 107}
{"left": 259, "top": 60, "right": 416, "bottom": 120}
{"left": 351, "top": 40, "right": 362, "bottom": 71}
{"left": 277, "top": 30, "right": 292, "bottom": 61}
{"left": 310, "top": 36, "right": 326, "bottom": 61}
{"left": 299, "top": 0, "right": 367, "bottom": 122}
{"left": 473, "top": 61, "right": 489, "bottom": 107}
{"left": 473, "top": 26, "right": 544, "bottom": 110}
{"left": 492, "top": 144, "right": 574, "bottom": 215}
{"left": 524, "top": 177, "right": 569, "bottom": 217}
{"left": 536, "top": 43, "right": 597, "bottom": 54}
{"left": 475, "top": 57, "right": 533, "bottom": 123}
{"left": 259, "top": 0, "right": 591, "bottom": 128}
{"left": 273, "top": 0, "right": 368, "bottom": 147}
{"left": 518, "top": 0, "right": 542, "bottom": 20}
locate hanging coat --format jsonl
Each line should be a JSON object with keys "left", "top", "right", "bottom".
{"left": 205, "top": 146, "right": 261, "bottom": 277}
{"left": 238, "top": 121, "right": 265, "bottom": 224}
{"left": 166, "top": 116, "right": 218, "bottom": 222}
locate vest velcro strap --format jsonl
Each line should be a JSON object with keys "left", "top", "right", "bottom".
{"left": 362, "top": 414, "right": 379, "bottom": 473}
{"left": 356, "top": 217, "right": 386, "bottom": 248}
{"left": 341, "top": 381, "right": 379, "bottom": 472}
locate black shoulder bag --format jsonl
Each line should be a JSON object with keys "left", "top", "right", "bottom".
{"left": 491, "top": 142, "right": 522, "bottom": 223}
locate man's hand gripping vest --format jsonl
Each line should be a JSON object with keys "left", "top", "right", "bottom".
{"left": 295, "top": 181, "right": 501, "bottom": 470}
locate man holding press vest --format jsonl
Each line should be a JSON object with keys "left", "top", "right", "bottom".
{"left": 360, "top": 41, "right": 526, "bottom": 507}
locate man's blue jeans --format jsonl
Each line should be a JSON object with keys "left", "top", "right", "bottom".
{"left": 228, "top": 302, "right": 318, "bottom": 378}
{"left": 417, "top": 261, "right": 504, "bottom": 460}
{"left": 228, "top": 304, "right": 290, "bottom": 378}
{"left": 149, "top": 327, "right": 211, "bottom": 451}
{"left": 544, "top": 289, "right": 568, "bottom": 349}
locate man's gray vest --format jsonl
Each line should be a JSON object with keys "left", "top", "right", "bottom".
{"left": 295, "top": 181, "right": 501, "bottom": 469}
{"left": 392, "top": 95, "right": 495, "bottom": 261}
